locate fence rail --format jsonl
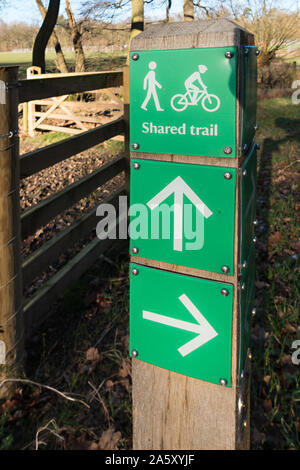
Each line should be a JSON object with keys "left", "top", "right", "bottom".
{"left": 19, "top": 70, "right": 123, "bottom": 103}
{"left": 20, "top": 117, "right": 125, "bottom": 179}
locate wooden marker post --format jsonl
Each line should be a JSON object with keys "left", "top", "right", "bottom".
{"left": 129, "top": 20, "right": 258, "bottom": 449}
{"left": 0, "top": 66, "right": 24, "bottom": 397}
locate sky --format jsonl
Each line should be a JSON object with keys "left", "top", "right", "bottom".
{"left": 1, "top": 0, "right": 298, "bottom": 25}
{"left": 1, "top": 0, "right": 184, "bottom": 25}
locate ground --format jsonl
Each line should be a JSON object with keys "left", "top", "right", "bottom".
{"left": 0, "top": 51, "right": 299, "bottom": 449}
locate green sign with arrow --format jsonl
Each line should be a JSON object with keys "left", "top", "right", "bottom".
{"left": 130, "top": 264, "right": 233, "bottom": 385}
{"left": 130, "top": 158, "right": 236, "bottom": 275}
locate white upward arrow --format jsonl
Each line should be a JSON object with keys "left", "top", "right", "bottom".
{"left": 143, "top": 294, "right": 218, "bottom": 357}
{"left": 147, "top": 176, "right": 213, "bottom": 251}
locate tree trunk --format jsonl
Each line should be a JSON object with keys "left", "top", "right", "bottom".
{"left": 65, "top": 0, "right": 85, "bottom": 72}
{"left": 130, "top": 0, "right": 144, "bottom": 45}
{"left": 165, "top": 0, "right": 172, "bottom": 22}
{"left": 32, "top": 0, "right": 60, "bottom": 72}
{"left": 184, "top": 0, "right": 194, "bottom": 21}
{"left": 36, "top": 0, "right": 68, "bottom": 73}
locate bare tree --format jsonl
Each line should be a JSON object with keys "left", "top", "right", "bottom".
{"left": 230, "top": 0, "right": 300, "bottom": 65}
{"left": 36, "top": 0, "right": 68, "bottom": 73}
{"left": 184, "top": 0, "right": 194, "bottom": 21}
{"left": 32, "top": 0, "right": 60, "bottom": 72}
{"left": 65, "top": 0, "right": 86, "bottom": 72}
{"left": 131, "top": 0, "right": 144, "bottom": 44}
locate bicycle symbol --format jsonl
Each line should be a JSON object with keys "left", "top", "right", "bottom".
{"left": 171, "top": 87, "right": 221, "bottom": 113}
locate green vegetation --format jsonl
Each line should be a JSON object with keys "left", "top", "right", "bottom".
{"left": 251, "top": 97, "right": 300, "bottom": 449}
{"left": 0, "top": 50, "right": 127, "bottom": 78}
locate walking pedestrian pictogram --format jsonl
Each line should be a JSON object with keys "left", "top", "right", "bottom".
{"left": 141, "top": 61, "right": 164, "bottom": 111}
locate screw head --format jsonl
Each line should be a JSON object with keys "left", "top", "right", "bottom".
{"left": 255, "top": 49, "right": 260, "bottom": 56}
{"left": 132, "top": 53, "right": 139, "bottom": 60}
{"left": 243, "top": 144, "right": 248, "bottom": 152}
{"left": 219, "top": 378, "right": 227, "bottom": 386}
{"left": 132, "top": 247, "right": 139, "bottom": 255}
{"left": 252, "top": 307, "right": 256, "bottom": 317}
{"left": 224, "top": 172, "right": 232, "bottom": 180}
{"left": 242, "top": 260, "right": 248, "bottom": 269}
{"left": 132, "top": 268, "right": 139, "bottom": 276}
{"left": 241, "top": 282, "right": 246, "bottom": 291}
{"left": 254, "top": 124, "right": 259, "bottom": 131}
{"left": 243, "top": 420, "right": 247, "bottom": 428}
{"left": 253, "top": 219, "right": 258, "bottom": 226}
{"left": 224, "top": 146, "right": 233, "bottom": 155}
{"left": 131, "top": 349, "right": 138, "bottom": 357}
{"left": 221, "top": 265, "right": 230, "bottom": 274}
{"left": 245, "top": 48, "right": 249, "bottom": 56}
{"left": 133, "top": 162, "right": 140, "bottom": 170}
{"left": 242, "top": 169, "right": 247, "bottom": 177}
{"left": 221, "top": 288, "right": 229, "bottom": 297}
{"left": 132, "top": 142, "right": 139, "bottom": 150}
{"left": 225, "top": 51, "right": 234, "bottom": 59}
{"left": 248, "top": 351, "right": 252, "bottom": 360}
{"left": 256, "top": 143, "right": 260, "bottom": 150}
{"left": 253, "top": 235, "right": 257, "bottom": 243}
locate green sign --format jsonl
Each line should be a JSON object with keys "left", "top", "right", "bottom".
{"left": 130, "top": 264, "right": 233, "bottom": 385}
{"left": 240, "top": 143, "right": 257, "bottom": 267}
{"left": 130, "top": 158, "right": 236, "bottom": 275}
{"left": 130, "top": 47, "right": 237, "bottom": 158}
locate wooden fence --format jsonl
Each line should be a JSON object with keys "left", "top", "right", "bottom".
{"left": 0, "top": 66, "right": 129, "bottom": 390}
{"left": 24, "top": 67, "right": 124, "bottom": 137}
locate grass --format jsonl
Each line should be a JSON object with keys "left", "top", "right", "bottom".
{"left": 251, "top": 97, "right": 300, "bottom": 449}
{"left": 0, "top": 50, "right": 127, "bottom": 78}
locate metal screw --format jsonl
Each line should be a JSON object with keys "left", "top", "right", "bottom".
{"left": 256, "top": 143, "right": 260, "bottom": 150}
{"left": 243, "top": 144, "right": 248, "bottom": 152}
{"left": 253, "top": 235, "right": 257, "bottom": 244}
{"left": 254, "top": 124, "right": 259, "bottom": 131}
{"left": 248, "top": 351, "right": 252, "bottom": 360}
{"left": 221, "top": 288, "right": 229, "bottom": 297}
{"left": 245, "top": 48, "right": 249, "bottom": 56}
{"left": 131, "top": 349, "right": 138, "bottom": 357}
{"left": 253, "top": 219, "right": 258, "bottom": 226}
{"left": 255, "top": 49, "right": 260, "bottom": 56}
{"left": 132, "top": 268, "right": 139, "bottom": 276}
{"left": 219, "top": 378, "right": 227, "bottom": 386}
{"left": 133, "top": 162, "right": 140, "bottom": 170}
{"left": 224, "top": 146, "right": 233, "bottom": 155}
{"left": 242, "top": 169, "right": 247, "bottom": 177}
{"left": 224, "top": 172, "right": 232, "bottom": 180}
{"left": 132, "top": 53, "right": 139, "bottom": 61}
{"left": 241, "top": 282, "right": 246, "bottom": 291}
{"left": 252, "top": 307, "right": 256, "bottom": 317}
{"left": 221, "top": 265, "right": 230, "bottom": 274}
{"left": 132, "top": 247, "right": 139, "bottom": 254}
{"left": 243, "top": 420, "right": 247, "bottom": 428}
{"left": 225, "top": 51, "right": 234, "bottom": 59}
{"left": 132, "top": 142, "right": 139, "bottom": 150}
{"left": 242, "top": 260, "right": 248, "bottom": 269}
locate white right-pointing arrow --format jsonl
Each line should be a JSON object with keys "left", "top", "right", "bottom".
{"left": 142, "top": 293, "right": 218, "bottom": 357}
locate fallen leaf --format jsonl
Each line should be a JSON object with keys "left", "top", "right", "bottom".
{"left": 86, "top": 347, "right": 100, "bottom": 363}
{"left": 268, "top": 232, "right": 281, "bottom": 247}
{"left": 98, "top": 427, "right": 121, "bottom": 450}
{"left": 119, "top": 358, "right": 131, "bottom": 378}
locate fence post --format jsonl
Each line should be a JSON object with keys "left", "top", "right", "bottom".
{"left": 129, "top": 20, "right": 258, "bottom": 449}
{"left": 0, "top": 66, "right": 24, "bottom": 397}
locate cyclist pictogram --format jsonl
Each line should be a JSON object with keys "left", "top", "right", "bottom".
{"left": 171, "top": 65, "right": 221, "bottom": 112}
